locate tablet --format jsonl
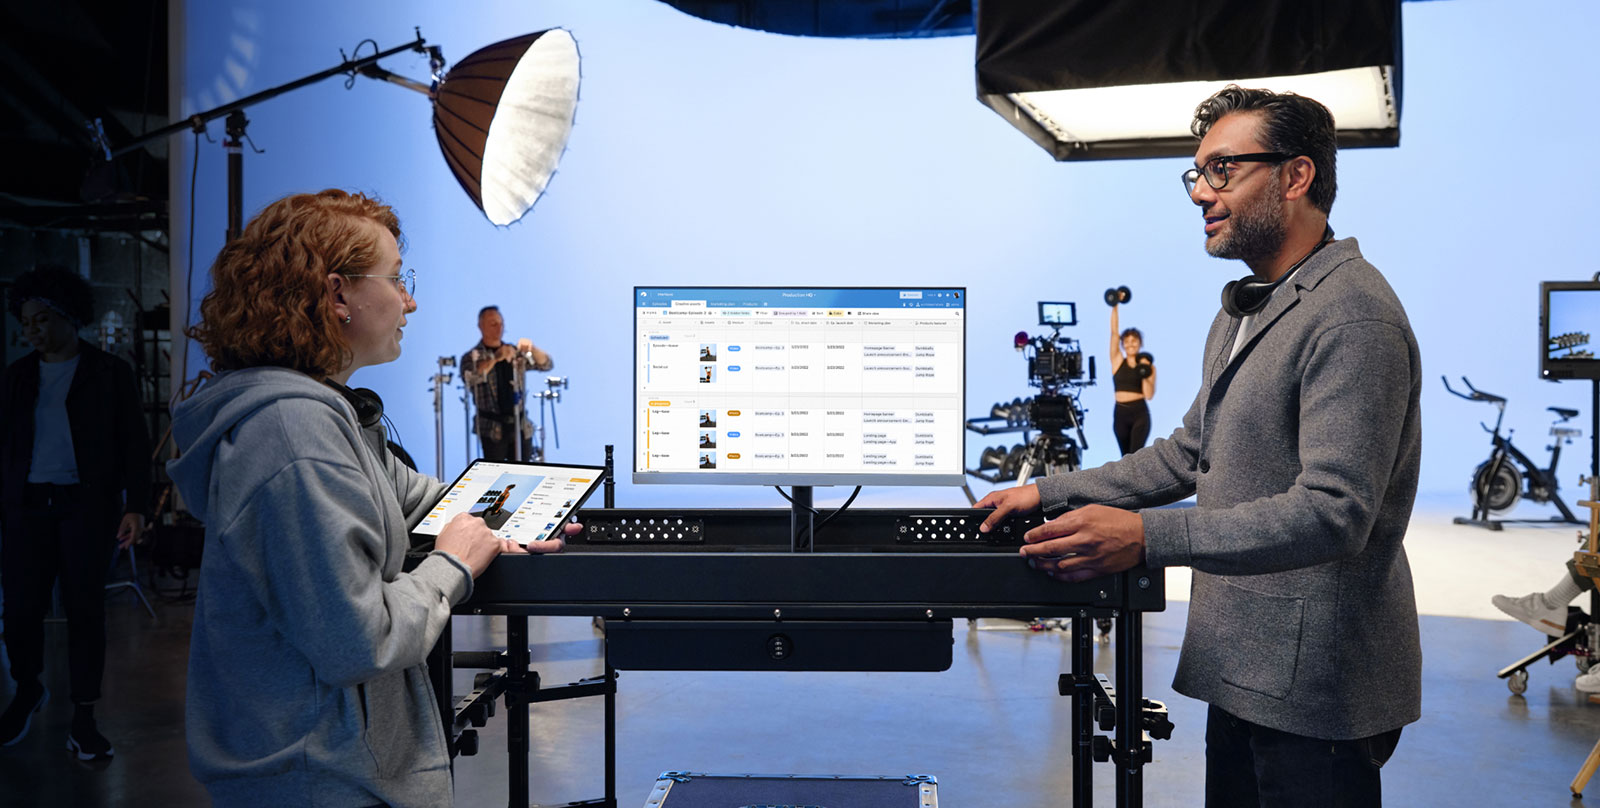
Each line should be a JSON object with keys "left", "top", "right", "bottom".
{"left": 414, "top": 460, "right": 606, "bottom": 545}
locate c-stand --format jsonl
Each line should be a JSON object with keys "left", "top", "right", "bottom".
{"left": 430, "top": 356, "right": 455, "bottom": 479}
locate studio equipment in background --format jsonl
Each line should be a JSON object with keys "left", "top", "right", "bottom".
{"left": 965, "top": 300, "right": 1094, "bottom": 496}
{"left": 93, "top": 27, "right": 580, "bottom": 235}
{"left": 1443, "top": 376, "right": 1583, "bottom": 530}
{"left": 1542, "top": 280, "right": 1600, "bottom": 381}
{"left": 529, "top": 375, "right": 569, "bottom": 462}
{"left": 431, "top": 355, "right": 456, "bottom": 479}
{"left": 502, "top": 350, "right": 567, "bottom": 463}
{"left": 975, "top": 0, "right": 1402, "bottom": 161}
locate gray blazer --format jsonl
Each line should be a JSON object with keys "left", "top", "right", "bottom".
{"left": 1038, "top": 237, "right": 1422, "bottom": 740}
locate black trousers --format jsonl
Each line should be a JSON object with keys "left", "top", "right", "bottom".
{"left": 1, "top": 483, "right": 119, "bottom": 703}
{"left": 1113, "top": 399, "right": 1151, "bottom": 456}
{"left": 1205, "top": 705, "right": 1402, "bottom": 808}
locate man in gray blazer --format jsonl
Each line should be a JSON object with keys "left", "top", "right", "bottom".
{"left": 979, "top": 86, "right": 1422, "bottom": 807}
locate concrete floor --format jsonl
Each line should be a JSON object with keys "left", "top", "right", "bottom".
{"left": 3, "top": 498, "right": 1600, "bottom": 807}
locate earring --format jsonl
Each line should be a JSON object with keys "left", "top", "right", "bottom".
{"left": 343, "top": 314, "right": 352, "bottom": 324}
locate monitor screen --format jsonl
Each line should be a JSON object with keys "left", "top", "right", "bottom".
{"left": 634, "top": 287, "right": 966, "bottom": 486}
{"left": 1540, "top": 281, "right": 1600, "bottom": 381}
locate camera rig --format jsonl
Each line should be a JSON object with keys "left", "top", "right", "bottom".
{"left": 965, "top": 304, "right": 1096, "bottom": 490}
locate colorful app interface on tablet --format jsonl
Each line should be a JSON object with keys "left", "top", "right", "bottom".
{"left": 414, "top": 462, "right": 600, "bottom": 545}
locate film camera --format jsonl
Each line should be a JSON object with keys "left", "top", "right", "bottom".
{"left": 966, "top": 302, "right": 1095, "bottom": 486}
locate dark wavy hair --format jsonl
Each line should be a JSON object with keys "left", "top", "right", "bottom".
{"left": 1192, "top": 85, "right": 1338, "bottom": 215}
{"left": 8, "top": 264, "right": 95, "bottom": 327}
{"left": 1120, "top": 328, "right": 1143, "bottom": 344}
{"left": 188, "top": 190, "right": 402, "bottom": 376}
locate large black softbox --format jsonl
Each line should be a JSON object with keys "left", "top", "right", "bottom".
{"left": 976, "top": 0, "right": 1402, "bottom": 160}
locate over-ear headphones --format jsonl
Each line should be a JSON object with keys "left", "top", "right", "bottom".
{"left": 322, "top": 380, "right": 385, "bottom": 428}
{"left": 1221, "top": 226, "right": 1334, "bottom": 319}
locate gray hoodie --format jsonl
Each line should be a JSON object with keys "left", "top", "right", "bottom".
{"left": 168, "top": 367, "right": 471, "bottom": 807}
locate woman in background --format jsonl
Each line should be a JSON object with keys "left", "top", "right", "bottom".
{"left": 1109, "top": 302, "right": 1156, "bottom": 455}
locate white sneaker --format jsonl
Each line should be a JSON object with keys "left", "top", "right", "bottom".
{"left": 1492, "top": 592, "right": 1568, "bottom": 637}
{"left": 1577, "top": 668, "right": 1600, "bottom": 693}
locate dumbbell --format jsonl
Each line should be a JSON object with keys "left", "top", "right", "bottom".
{"left": 1000, "top": 444, "right": 1027, "bottom": 480}
{"left": 1103, "top": 286, "right": 1132, "bottom": 306}
{"left": 978, "top": 445, "right": 1009, "bottom": 471}
{"left": 1136, "top": 351, "right": 1154, "bottom": 378}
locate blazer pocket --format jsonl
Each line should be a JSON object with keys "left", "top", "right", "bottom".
{"left": 1217, "top": 584, "right": 1305, "bottom": 700}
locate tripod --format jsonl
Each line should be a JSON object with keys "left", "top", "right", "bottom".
{"left": 1014, "top": 400, "right": 1085, "bottom": 484}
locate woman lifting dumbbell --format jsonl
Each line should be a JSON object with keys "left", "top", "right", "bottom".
{"left": 1106, "top": 286, "right": 1155, "bottom": 455}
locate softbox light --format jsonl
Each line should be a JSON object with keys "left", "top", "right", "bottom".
{"left": 434, "top": 29, "right": 580, "bottom": 226}
{"left": 976, "top": 0, "right": 1402, "bottom": 161}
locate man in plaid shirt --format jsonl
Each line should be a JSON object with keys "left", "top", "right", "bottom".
{"left": 461, "top": 306, "right": 552, "bottom": 461}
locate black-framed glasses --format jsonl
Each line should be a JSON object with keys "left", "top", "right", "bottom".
{"left": 346, "top": 267, "right": 416, "bottom": 297}
{"left": 1182, "top": 152, "right": 1295, "bottom": 196}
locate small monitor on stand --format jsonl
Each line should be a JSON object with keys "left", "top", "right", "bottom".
{"left": 1540, "top": 280, "right": 1600, "bottom": 483}
{"left": 1541, "top": 281, "right": 1600, "bottom": 382}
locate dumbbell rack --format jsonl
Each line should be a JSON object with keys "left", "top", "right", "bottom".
{"left": 965, "top": 411, "right": 1036, "bottom": 484}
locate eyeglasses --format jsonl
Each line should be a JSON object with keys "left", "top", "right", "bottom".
{"left": 346, "top": 267, "right": 416, "bottom": 297}
{"left": 1182, "top": 152, "right": 1295, "bottom": 196}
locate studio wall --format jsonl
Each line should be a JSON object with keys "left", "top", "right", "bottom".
{"left": 173, "top": 0, "right": 1600, "bottom": 509}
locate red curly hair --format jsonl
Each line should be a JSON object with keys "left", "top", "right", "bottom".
{"left": 189, "top": 189, "right": 403, "bottom": 377}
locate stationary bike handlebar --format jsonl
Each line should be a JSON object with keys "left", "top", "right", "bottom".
{"left": 1441, "top": 375, "right": 1507, "bottom": 405}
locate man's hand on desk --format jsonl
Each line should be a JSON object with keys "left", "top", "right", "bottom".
{"left": 974, "top": 484, "right": 1041, "bottom": 533}
{"left": 1020, "top": 505, "right": 1145, "bottom": 583}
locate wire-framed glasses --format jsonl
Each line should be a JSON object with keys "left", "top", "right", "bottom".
{"left": 1182, "top": 152, "right": 1295, "bottom": 196}
{"left": 346, "top": 267, "right": 416, "bottom": 297}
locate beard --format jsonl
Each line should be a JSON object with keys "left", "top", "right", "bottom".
{"left": 1205, "top": 179, "right": 1287, "bottom": 263}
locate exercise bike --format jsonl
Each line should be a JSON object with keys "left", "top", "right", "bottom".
{"left": 1443, "top": 376, "right": 1583, "bottom": 529}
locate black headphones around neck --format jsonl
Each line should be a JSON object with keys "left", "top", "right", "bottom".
{"left": 1220, "top": 226, "right": 1335, "bottom": 319}
{"left": 322, "top": 380, "right": 385, "bottom": 428}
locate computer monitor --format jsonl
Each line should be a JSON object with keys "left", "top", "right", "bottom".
{"left": 634, "top": 286, "right": 966, "bottom": 486}
{"left": 1540, "top": 281, "right": 1600, "bottom": 381}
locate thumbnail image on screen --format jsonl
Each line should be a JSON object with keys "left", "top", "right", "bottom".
{"left": 634, "top": 286, "right": 966, "bottom": 486}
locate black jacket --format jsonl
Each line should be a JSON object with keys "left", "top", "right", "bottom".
{"left": 1, "top": 340, "right": 151, "bottom": 517}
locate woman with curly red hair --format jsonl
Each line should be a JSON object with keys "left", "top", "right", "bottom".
{"left": 167, "top": 189, "right": 573, "bottom": 807}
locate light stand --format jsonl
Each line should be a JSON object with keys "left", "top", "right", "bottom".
{"left": 91, "top": 28, "right": 579, "bottom": 399}
{"left": 430, "top": 356, "right": 455, "bottom": 479}
{"left": 511, "top": 356, "right": 527, "bottom": 461}
{"left": 98, "top": 33, "right": 436, "bottom": 241}
{"left": 462, "top": 383, "right": 475, "bottom": 466}
{"left": 533, "top": 375, "right": 570, "bottom": 462}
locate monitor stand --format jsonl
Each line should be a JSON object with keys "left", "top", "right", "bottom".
{"left": 791, "top": 485, "right": 814, "bottom": 552}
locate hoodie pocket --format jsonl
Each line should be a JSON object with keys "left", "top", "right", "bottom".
{"left": 361, "top": 667, "right": 448, "bottom": 779}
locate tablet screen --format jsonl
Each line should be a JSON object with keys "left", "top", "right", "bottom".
{"left": 414, "top": 460, "right": 605, "bottom": 545}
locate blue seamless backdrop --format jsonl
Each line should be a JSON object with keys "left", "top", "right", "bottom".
{"left": 175, "top": 0, "right": 1600, "bottom": 508}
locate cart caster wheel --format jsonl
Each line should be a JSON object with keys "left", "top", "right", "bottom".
{"left": 1508, "top": 669, "right": 1529, "bottom": 695}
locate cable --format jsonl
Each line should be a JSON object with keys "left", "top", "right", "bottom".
{"left": 808, "top": 486, "right": 862, "bottom": 541}
{"left": 773, "top": 486, "right": 820, "bottom": 515}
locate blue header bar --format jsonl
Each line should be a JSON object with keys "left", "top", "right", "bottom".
{"left": 636, "top": 287, "right": 965, "bottom": 309}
